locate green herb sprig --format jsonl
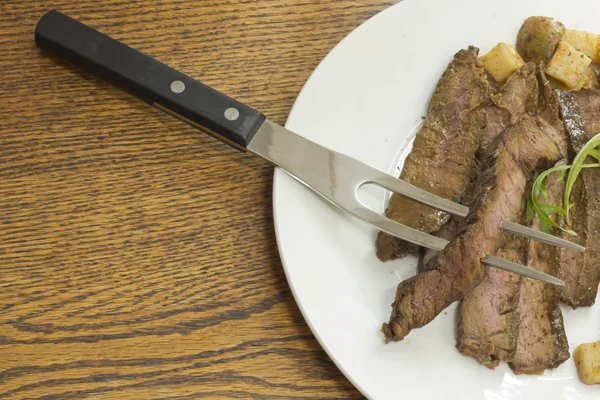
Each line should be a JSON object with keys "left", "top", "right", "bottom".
{"left": 527, "top": 132, "right": 600, "bottom": 234}
{"left": 527, "top": 164, "right": 574, "bottom": 234}
{"left": 564, "top": 134, "right": 600, "bottom": 224}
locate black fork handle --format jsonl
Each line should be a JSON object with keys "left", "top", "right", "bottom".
{"left": 34, "top": 10, "right": 265, "bottom": 149}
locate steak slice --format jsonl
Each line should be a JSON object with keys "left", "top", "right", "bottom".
{"left": 556, "top": 89, "right": 600, "bottom": 308}
{"left": 536, "top": 67, "right": 569, "bottom": 158}
{"left": 557, "top": 89, "right": 600, "bottom": 154}
{"left": 457, "top": 234, "right": 525, "bottom": 368}
{"left": 419, "top": 63, "right": 542, "bottom": 271}
{"left": 457, "top": 70, "right": 569, "bottom": 366}
{"left": 376, "top": 47, "right": 493, "bottom": 261}
{"left": 418, "top": 219, "right": 459, "bottom": 273}
{"left": 480, "top": 62, "right": 540, "bottom": 148}
{"left": 510, "top": 164, "right": 570, "bottom": 374}
{"left": 556, "top": 172, "right": 600, "bottom": 308}
{"left": 382, "top": 115, "right": 561, "bottom": 342}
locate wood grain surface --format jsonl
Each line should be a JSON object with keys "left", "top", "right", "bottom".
{"left": 0, "top": 1, "right": 395, "bottom": 398}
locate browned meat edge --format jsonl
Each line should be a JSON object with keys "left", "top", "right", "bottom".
{"left": 376, "top": 47, "right": 493, "bottom": 261}
{"left": 382, "top": 115, "right": 560, "bottom": 342}
{"left": 556, "top": 89, "right": 600, "bottom": 308}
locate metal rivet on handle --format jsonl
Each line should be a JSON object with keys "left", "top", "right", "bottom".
{"left": 224, "top": 107, "right": 240, "bottom": 121}
{"left": 170, "top": 80, "right": 185, "bottom": 93}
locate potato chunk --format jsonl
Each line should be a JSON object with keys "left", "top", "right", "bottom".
{"left": 516, "top": 16, "right": 565, "bottom": 63}
{"left": 580, "top": 66, "right": 600, "bottom": 89}
{"left": 574, "top": 341, "right": 600, "bottom": 385}
{"left": 481, "top": 43, "right": 525, "bottom": 83}
{"left": 545, "top": 41, "right": 592, "bottom": 90}
{"left": 562, "top": 29, "right": 600, "bottom": 64}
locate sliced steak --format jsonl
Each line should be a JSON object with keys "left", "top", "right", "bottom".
{"left": 536, "top": 68, "right": 569, "bottom": 158}
{"left": 556, "top": 172, "right": 600, "bottom": 308}
{"left": 556, "top": 90, "right": 600, "bottom": 308}
{"left": 457, "top": 74, "right": 568, "bottom": 367}
{"left": 382, "top": 115, "right": 561, "bottom": 342}
{"left": 457, "top": 89, "right": 567, "bottom": 369}
{"left": 510, "top": 164, "right": 570, "bottom": 374}
{"left": 480, "top": 62, "right": 539, "bottom": 148}
{"left": 419, "top": 63, "right": 545, "bottom": 272}
{"left": 376, "top": 47, "right": 493, "bottom": 261}
{"left": 457, "top": 234, "right": 525, "bottom": 368}
{"left": 557, "top": 89, "right": 600, "bottom": 154}
{"left": 418, "top": 219, "right": 459, "bottom": 273}
{"left": 457, "top": 73, "right": 569, "bottom": 370}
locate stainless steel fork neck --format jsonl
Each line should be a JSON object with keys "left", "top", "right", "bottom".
{"left": 248, "top": 119, "right": 469, "bottom": 217}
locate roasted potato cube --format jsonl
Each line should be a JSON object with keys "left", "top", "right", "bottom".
{"left": 545, "top": 41, "right": 592, "bottom": 90}
{"left": 517, "top": 16, "right": 565, "bottom": 63}
{"left": 481, "top": 43, "right": 525, "bottom": 83}
{"left": 574, "top": 341, "right": 600, "bottom": 385}
{"left": 580, "top": 66, "right": 600, "bottom": 89}
{"left": 562, "top": 29, "right": 600, "bottom": 64}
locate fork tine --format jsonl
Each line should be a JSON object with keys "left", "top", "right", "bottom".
{"left": 355, "top": 206, "right": 565, "bottom": 286}
{"left": 502, "top": 220, "right": 585, "bottom": 252}
{"left": 373, "top": 177, "right": 469, "bottom": 217}
{"left": 482, "top": 255, "right": 565, "bottom": 286}
{"left": 353, "top": 206, "right": 449, "bottom": 251}
{"left": 372, "top": 176, "right": 582, "bottom": 252}
{"left": 353, "top": 203, "right": 565, "bottom": 285}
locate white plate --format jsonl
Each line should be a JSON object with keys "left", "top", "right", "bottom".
{"left": 273, "top": 0, "right": 600, "bottom": 398}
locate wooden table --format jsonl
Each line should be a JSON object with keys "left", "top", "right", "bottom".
{"left": 1, "top": 1, "right": 393, "bottom": 398}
